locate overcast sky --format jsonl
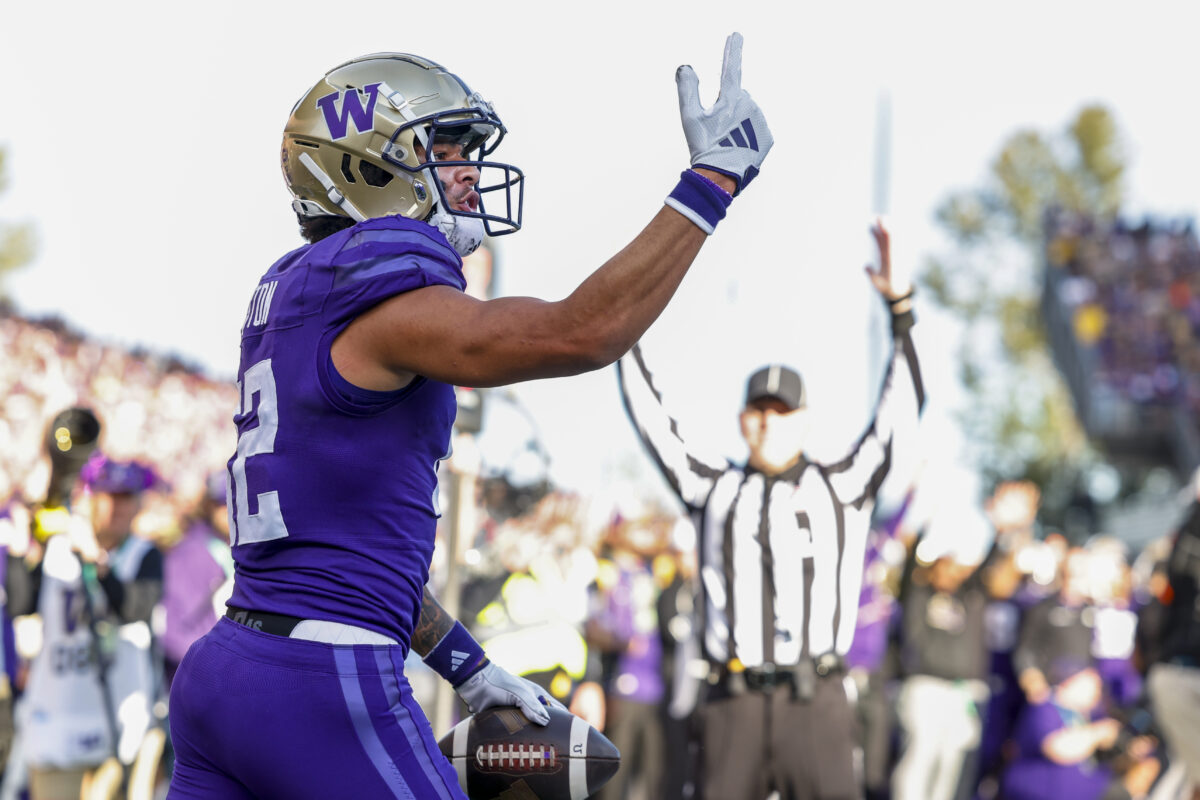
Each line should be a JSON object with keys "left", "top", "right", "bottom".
{"left": 2, "top": 0, "right": 1198, "bottom": 530}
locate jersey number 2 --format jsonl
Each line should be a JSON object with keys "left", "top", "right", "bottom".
{"left": 230, "top": 358, "right": 290, "bottom": 546}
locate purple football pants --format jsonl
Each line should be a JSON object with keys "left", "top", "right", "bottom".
{"left": 167, "top": 618, "right": 467, "bottom": 800}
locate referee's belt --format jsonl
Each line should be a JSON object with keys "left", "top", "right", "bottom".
{"left": 225, "top": 606, "right": 398, "bottom": 646}
{"left": 714, "top": 653, "right": 846, "bottom": 691}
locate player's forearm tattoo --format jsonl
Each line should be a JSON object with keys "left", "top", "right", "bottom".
{"left": 412, "top": 585, "right": 456, "bottom": 657}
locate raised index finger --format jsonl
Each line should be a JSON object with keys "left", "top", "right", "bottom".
{"left": 719, "top": 32, "right": 744, "bottom": 99}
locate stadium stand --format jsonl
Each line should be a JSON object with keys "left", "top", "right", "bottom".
{"left": 1042, "top": 209, "right": 1200, "bottom": 475}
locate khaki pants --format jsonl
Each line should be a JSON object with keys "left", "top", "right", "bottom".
{"left": 29, "top": 759, "right": 122, "bottom": 800}
{"left": 28, "top": 727, "right": 167, "bottom": 800}
{"left": 0, "top": 676, "right": 14, "bottom": 773}
{"left": 892, "top": 675, "right": 989, "bottom": 800}
{"left": 1149, "top": 663, "right": 1200, "bottom": 790}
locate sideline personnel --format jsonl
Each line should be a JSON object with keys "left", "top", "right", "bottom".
{"left": 617, "top": 222, "right": 923, "bottom": 799}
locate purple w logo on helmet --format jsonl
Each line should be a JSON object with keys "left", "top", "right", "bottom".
{"left": 315, "top": 83, "right": 382, "bottom": 140}
{"left": 717, "top": 118, "right": 759, "bottom": 152}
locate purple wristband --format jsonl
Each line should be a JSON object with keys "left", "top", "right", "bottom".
{"left": 691, "top": 169, "right": 734, "bottom": 200}
{"left": 423, "top": 621, "right": 488, "bottom": 687}
{"left": 665, "top": 170, "right": 733, "bottom": 234}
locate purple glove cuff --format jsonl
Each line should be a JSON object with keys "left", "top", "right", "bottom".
{"left": 665, "top": 169, "right": 733, "bottom": 234}
{"left": 424, "top": 621, "right": 488, "bottom": 688}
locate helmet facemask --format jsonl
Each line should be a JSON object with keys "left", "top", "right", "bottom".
{"left": 381, "top": 101, "right": 524, "bottom": 238}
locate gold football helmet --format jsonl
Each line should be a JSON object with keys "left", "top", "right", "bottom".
{"left": 281, "top": 53, "right": 522, "bottom": 236}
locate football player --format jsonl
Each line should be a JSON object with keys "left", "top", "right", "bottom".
{"left": 167, "top": 34, "right": 771, "bottom": 799}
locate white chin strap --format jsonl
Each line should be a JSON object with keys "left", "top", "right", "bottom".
{"left": 298, "top": 152, "right": 366, "bottom": 222}
{"left": 429, "top": 211, "right": 485, "bottom": 257}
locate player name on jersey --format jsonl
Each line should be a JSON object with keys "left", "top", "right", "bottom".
{"left": 243, "top": 280, "right": 279, "bottom": 330}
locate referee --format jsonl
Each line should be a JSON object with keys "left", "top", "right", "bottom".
{"left": 616, "top": 221, "right": 923, "bottom": 800}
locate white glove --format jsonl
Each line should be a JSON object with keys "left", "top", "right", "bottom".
{"left": 676, "top": 32, "right": 773, "bottom": 195}
{"left": 454, "top": 661, "right": 568, "bottom": 727}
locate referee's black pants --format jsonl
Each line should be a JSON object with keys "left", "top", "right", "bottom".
{"left": 696, "top": 673, "right": 857, "bottom": 800}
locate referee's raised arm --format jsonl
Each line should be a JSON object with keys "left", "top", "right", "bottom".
{"left": 826, "top": 221, "right": 925, "bottom": 506}
{"left": 617, "top": 344, "right": 729, "bottom": 509}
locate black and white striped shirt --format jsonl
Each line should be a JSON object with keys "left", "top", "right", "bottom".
{"left": 617, "top": 313, "right": 924, "bottom": 669}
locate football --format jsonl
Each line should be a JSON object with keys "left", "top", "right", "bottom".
{"left": 438, "top": 705, "right": 620, "bottom": 800}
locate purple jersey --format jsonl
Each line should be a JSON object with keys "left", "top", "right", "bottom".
{"left": 600, "top": 559, "right": 665, "bottom": 705}
{"left": 226, "top": 216, "right": 466, "bottom": 651}
{"left": 162, "top": 521, "right": 229, "bottom": 667}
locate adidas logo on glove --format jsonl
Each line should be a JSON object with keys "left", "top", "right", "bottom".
{"left": 718, "top": 119, "right": 760, "bottom": 151}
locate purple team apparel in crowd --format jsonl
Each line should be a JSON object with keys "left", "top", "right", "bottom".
{"left": 1000, "top": 701, "right": 1116, "bottom": 800}
{"left": 602, "top": 561, "right": 666, "bottom": 705}
{"left": 161, "top": 520, "right": 229, "bottom": 680}
{"left": 847, "top": 494, "right": 911, "bottom": 672}
{"left": 167, "top": 216, "right": 469, "bottom": 799}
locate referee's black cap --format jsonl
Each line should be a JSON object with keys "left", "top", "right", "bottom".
{"left": 744, "top": 364, "right": 806, "bottom": 411}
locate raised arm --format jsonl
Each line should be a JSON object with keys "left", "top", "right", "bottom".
{"left": 333, "top": 33, "right": 773, "bottom": 391}
{"left": 825, "top": 220, "right": 925, "bottom": 506}
{"left": 617, "top": 344, "right": 728, "bottom": 508}
{"left": 864, "top": 221, "right": 913, "bottom": 311}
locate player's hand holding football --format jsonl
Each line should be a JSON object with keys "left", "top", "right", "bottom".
{"left": 455, "top": 661, "right": 568, "bottom": 727}
{"left": 676, "top": 32, "right": 773, "bottom": 195}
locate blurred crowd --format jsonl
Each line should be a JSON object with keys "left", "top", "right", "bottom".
{"left": 1, "top": 303, "right": 1200, "bottom": 800}
{"left": 1047, "top": 211, "right": 1200, "bottom": 414}
{"left": 0, "top": 302, "right": 237, "bottom": 530}
{"left": 445, "top": 472, "right": 1200, "bottom": 800}
{"left": 0, "top": 305, "right": 236, "bottom": 799}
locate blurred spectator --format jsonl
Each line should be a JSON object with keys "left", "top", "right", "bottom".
{"left": 461, "top": 492, "right": 599, "bottom": 716}
{"left": 657, "top": 533, "right": 700, "bottom": 800}
{"left": 1129, "top": 536, "right": 1173, "bottom": 674}
{"left": 587, "top": 512, "right": 674, "bottom": 800}
{"left": 891, "top": 531, "right": 992, "bottom": 800}
{"left": 848, "top": 492, "right": 913, "bottom": 800}
{"left": 0, "top": 490, "right": 27, "bottom": 777}
{"left": 977, "top": 481, "right": 1045, "bottom": 793}
{"left": 1086, "top": 535, "right": 1142, "bottom": 708}
{"left": 161, "top": 472, "right": 232, "bottom": 688}
{"left": 1147, "top": 470, "right": 1200, "bottom": 800}
{"left": 1015, "top": 546, "right": 1098, "bottom": 706}
{"left": 1000, "top": 659, "right": 1159, "bottom": 800}
{"left": 7, "top": 455, "right": 165, "bottom": 800}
